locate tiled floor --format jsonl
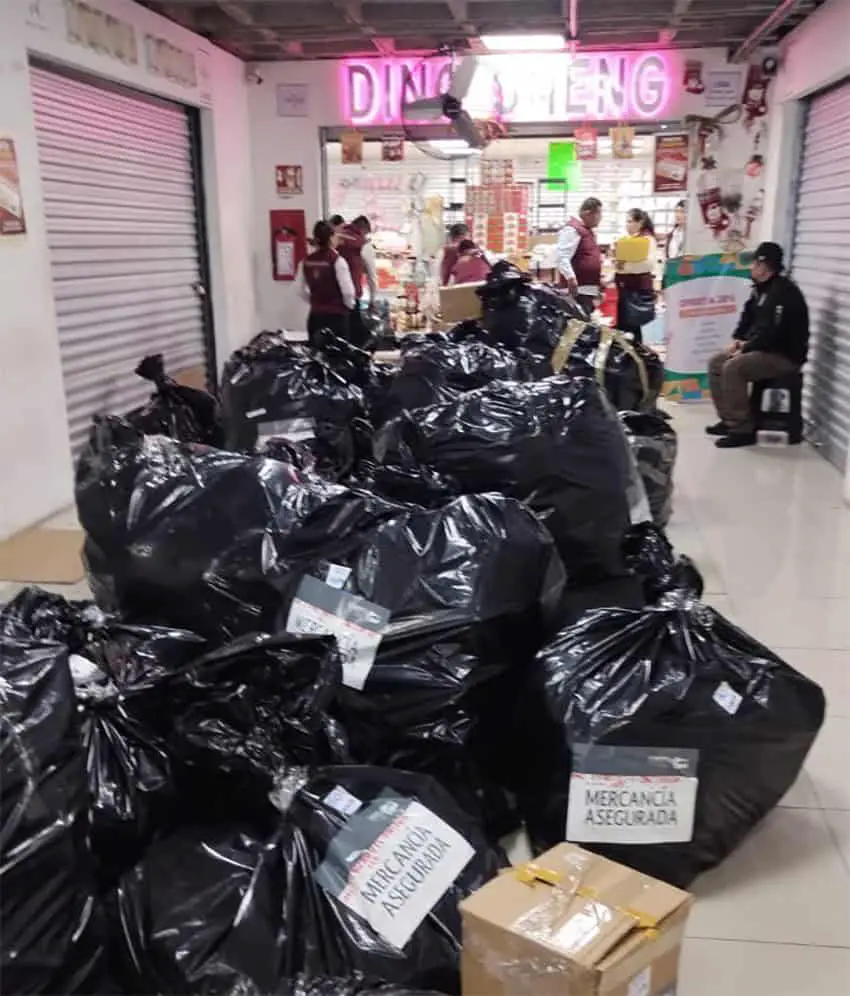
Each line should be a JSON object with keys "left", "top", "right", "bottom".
{"left": 3, "top": 404, "right": 850, "bottom": 993}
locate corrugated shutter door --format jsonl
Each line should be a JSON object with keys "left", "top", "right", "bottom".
{"left": 30, "top": 66, "right": 207, "bottom": 454}
{"left": 792, "top": 79, "right": 850, "bottom": 468}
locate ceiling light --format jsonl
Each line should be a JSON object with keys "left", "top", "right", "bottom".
{"left": 480, "top": 34, "right": 566, "bottom": 52}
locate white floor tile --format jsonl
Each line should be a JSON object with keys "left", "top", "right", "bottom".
{"left": 781, "top": 769, "right": 821, "bottom": 809}
{"left": 731, "top": 595, "right": 850, "bottom": 650}
{"left": 687, "top": 807, "right": 850, "bottom": 947}
{"left": 808, "top": 717, "right": 850, "bottom": 811}
{"left": 824, "top": 810, "right": 850, "bottom": 874}
{"left": 678, "top": 938, "right": 850, "bottom": 996}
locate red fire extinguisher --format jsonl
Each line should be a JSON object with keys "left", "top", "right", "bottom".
{"left": 269, "top": 209, "right": 307, "bottom": 282}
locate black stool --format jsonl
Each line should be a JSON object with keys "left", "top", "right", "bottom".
{"left": 749, "top": 371, "right": 804, "bottom": 444}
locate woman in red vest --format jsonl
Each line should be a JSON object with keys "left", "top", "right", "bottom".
{"left": 336, "top": 215, "right": 377, "bottom": 347}
{"left": 450, "top": 239, "right": 492, "bottom": 284}
{"left": 440, "top": 222, "right": 471, "bottom": 285}
{"left": 296, "top": 220, "right": 357, "bottom": 348}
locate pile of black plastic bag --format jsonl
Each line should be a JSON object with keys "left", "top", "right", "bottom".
{"left": 0, "top": 294, "right": 827, "bottom": 995}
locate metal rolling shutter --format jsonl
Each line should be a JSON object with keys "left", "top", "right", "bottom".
{"left": 30, "top": 65, "right": 208, "bottom": 454}
{"left": 792, "top": 80, "right": 850, "bottom": 468}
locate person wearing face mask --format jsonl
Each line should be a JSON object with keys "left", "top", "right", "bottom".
{"left": 613, "top": 208, "right": 658, "bottom": 344}
{"left": 706, "top": 242, "right": 809, "bottom": 448}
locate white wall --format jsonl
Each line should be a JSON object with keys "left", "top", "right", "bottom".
{"left": 0, "top": 0, "right": 255, "bottom": 540}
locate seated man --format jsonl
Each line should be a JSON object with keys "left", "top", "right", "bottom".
{"left": 706, "top": 241, "right": 809, "bottom": 448}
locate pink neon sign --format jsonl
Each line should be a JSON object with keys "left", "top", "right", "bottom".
{"left": 341, "top": 52, "right": 672, "bottom": 127}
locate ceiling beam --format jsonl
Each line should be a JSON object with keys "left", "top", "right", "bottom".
{"left": 564, "top": 0, "right": 579, "bottom": 42}
{"left": 658, "top": 0, "right": 694, "bottom": 45}
{"left": 217, "top": 2, "right": 286, "bottom": 53}
{"left": 731, "top": 0, "right": 810, "bottom": 61}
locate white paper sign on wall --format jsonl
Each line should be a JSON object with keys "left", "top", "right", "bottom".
{"left": 277, "top": 83, "right": 310, "bottom": 118}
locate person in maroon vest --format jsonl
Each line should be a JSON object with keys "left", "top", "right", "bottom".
{"left": 450, "top": 239, "right": 492, "bottom": 284}
{"left": 336, "top": 215, "right": 377, "bottom": 347}
{"left": 556, "top": 197, "right": 604, "bottom": 317}
{"left": 440, "top": 222, "right": 470, "bottom": 285}
{"left": 296, "top": 220, "right": 356, "bottom": 348}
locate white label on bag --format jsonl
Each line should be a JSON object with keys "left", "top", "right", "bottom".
{"left": 286, "top": 575, "right": 390, "bottom": 690}
{"left": 628, "top": 966, "right": 652, "bottom": 996}
{"left": 713, "top": 681, "right": 743, "bottom": 715}
{"left": 566, "top": 746, "right": 699, "bottom": 846}
{"left": 324, "top": 785, "right": 363, "bottom": 817}
{"left": 326, "top": 563, "right": 352, "bottom": 589}
{"left": 316, "top": 795, "right": 474, "bottom": 950}
{"left": 245, "top": 407, "right": 267, "bottom": 418}
{"left": 69, "top": 653, "right": 102, "bottom": 685}
{"left": 256, "top": 417, "right": 315, "bottom": 448}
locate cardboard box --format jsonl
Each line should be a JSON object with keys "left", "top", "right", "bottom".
{"left": 461, "top": 843, "right": 693, "bottom": 996}
{"left": 440, "top": 282, "right": 484, "bottom": 323}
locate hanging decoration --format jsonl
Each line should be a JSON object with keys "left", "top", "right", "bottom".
{"left": 683, "top": 60, "right": 705, "bottom": 95}
{"left": 742, "top": 63, "right": 771, "bottom": 132}
{"left": 0, "top": 136, "right": 26, "bottom": 236}
{"left": 610, "top": 125, "right": 635, "bottom": 159}
{"left": 340, "top": 130, "right": 363, "bottom": 165}
{"left": 381, "top": 135, "right": 405, "bottom": 162}
{"left": 574, "top": 126, "right": 598, "bottom": 161}
{"left": 653, "top": 134, "right": 690, "bottom": 194}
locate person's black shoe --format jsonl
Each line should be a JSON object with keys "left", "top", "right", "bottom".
{"left": 705, "top": 421, "right": 731, "bottom": 436}
{"left": 715, "top": 432, "right": 757, "bottom": 449}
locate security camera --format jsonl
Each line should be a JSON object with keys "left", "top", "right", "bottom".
{"left": 245, "top": 67, "right": 264, "bottom": 85}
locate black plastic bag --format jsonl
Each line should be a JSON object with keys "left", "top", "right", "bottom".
{"left": 518, "top": 600, "right": 826, "bottom": 886}
{"left": 220, "top": 331, "right": 366, "bottom": 464}
{"left": 293, "top": 980, "right": 447, "bottom": 996}
{"left": 110, "top": 767, "right": 506, "bottom": 995}
{"left": 125, "top": 353, "right": 225, "bottom": 447}
{"left": 0, "top": 621, "right": 103, "bottom": 993}
{"left": 623, "top": 523, "right": 704, "bottom": 603}
{"left": 620, "top": 410, "right": 677, "bottom": 526}
{"left": 1, "top": 586, "right": 208, "bottom": 887}
{"left": 553, "top": 321, "right": 665, "bottom": 413}
{"left": 165, "top": 632, "right": 349, "bottom": 829}
{"left": 374, "top": 375, "right": 633, "bottom": 582}
{"left": 477, "top": 262, "right": 586, "bottom": 375}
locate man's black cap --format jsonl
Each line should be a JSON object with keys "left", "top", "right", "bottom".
{"left": 753, "top": 241, "right": 784, "bottom": 271}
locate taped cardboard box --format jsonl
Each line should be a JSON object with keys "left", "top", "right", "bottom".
{"left": 461, "top": 843, "right": 692, "bottom": 996}
{"left": 440, "top": 282, "right": 484, "bottom": 324}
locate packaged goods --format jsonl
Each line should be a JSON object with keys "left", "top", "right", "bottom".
{"left": 461, "top": 843, "right": 692, "bottom": 996}
{"left": 0, "top": 617, "right": 103, "bottom": 993}
{"left": 620, "top": 411, "right": 677, "bottom": 527}
{"left": 110, "top": 767, "right": 505, "bottom": 995}
{"left": 518, "top": 600, "right": 826, "bottom": 886}
{"left": 553, "top": 320, "right": 665, "bottom": 413}
{"left": 374, "top": 376, "right": 632, "bottom": 582}
{"left": 623, "top": 524, "right": 704, "bottom": 603}
{"left": 125, "top": 353, "right": 225, "bottom": 447}
{"left": 220, "top": 331, "right": 365, "bottom": 464}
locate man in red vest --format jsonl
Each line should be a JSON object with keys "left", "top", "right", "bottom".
{"left": 336, "top": 215, "right": 377, "bottom": 347}
{"left": 556, "top": 197, "right": 604, "bottom": 318}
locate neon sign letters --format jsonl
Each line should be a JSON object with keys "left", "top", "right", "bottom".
{"left": 341, "top": 52, "right": 672, "bottom": 127}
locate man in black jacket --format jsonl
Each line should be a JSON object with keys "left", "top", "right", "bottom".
{"left": 706, "top": 242, "right": 809, "bottom": 448}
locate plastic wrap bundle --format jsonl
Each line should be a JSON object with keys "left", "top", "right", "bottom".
{"left": 476, "top": 262, "right": 587, "bottom": 375}
{"left": 1, "top": 587, "right": 208, "bottom": 887}
{"left": 0, "top": 617, "right": 103, "bottom": 993}
{"left": 110, "top": 767, "right": 505, "bottom": 995}
{"left": 553, "top": 320, "right": 665, "bottom": 413}
{"left": 124, "top": 353, "right": 225, "bottom": 447}
{"left": 518, "top": 600, "right": 826, "bottom": 886}
{"left": 620, "top": 410, "right": 677, "bottom": 526}
{"left": 220, "top": 331, "right": 366, "bottom": 475}
{"left": 374, "top": 375, "right": 633, "bottom": 583}
{"left": 623, "top": 523, "right": 704, "bottom": 603}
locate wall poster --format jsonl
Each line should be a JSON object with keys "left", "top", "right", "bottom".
{"left": 653, "top": 133, "right": 689, "bottom": 194}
